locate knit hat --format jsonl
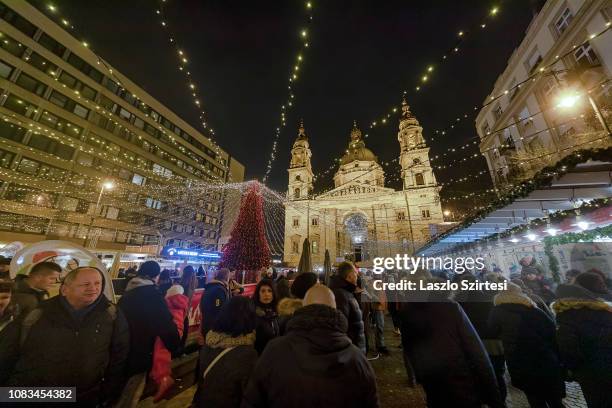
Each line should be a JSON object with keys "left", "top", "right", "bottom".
{"left": 138, "top": 260, "right": 161, "bottom": 279}
{"left": 290, "top": 272, "right": 318, "bottom": 299}
{"left": 165, "top": 284, "right": 184, "bottom": 298}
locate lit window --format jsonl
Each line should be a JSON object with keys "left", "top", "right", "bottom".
{"left": 555, "top": 8, "right": 573, "bottom": 35}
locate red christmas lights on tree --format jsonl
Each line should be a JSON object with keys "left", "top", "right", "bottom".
{"left": 219, "top": 181, "right": 271, "bottom": 273}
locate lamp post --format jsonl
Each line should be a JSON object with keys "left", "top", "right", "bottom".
{"left": 84, "top": 180, "right": 114, "bottom": 247}
{"left": 443, "top": 209, "right": 454, "bottom": 221}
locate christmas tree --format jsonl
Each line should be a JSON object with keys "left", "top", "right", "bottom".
{"left": 219, "top": 181, "right": 271, "bottom": 274}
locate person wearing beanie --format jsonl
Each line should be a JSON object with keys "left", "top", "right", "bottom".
{"left": 276, "top": 272, "right": 318, "bottom": 335}
{"left": 242, "top": 285, "right": 379, "bottom": 408}
{"left": 489, "top": 283, "right": 565, "bottom": 407}
{"left": 117, "top": 260, "right": 180, "bottom": 402}
{"left": 149, "top": 284, "right": 189, "bottom": 402}
{"left": 552, "top": 282, "right": 612, "bottom": 407}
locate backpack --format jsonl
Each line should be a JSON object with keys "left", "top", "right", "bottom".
{"left": 19, "top": 304, "right": 118, "bottom": 347}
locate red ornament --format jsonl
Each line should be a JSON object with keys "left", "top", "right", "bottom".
{"left": 219, "top": 181, "right": 271, "bottom": 274}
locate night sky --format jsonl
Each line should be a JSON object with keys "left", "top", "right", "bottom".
{"left": 43, "top": 0, "right": 536, "bottom": 209}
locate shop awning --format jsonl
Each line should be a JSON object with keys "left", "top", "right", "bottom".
{"left": 420, "top": 150, "right": 612, "bottom": 256}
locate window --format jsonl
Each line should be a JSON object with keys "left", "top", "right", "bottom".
{"left": 37, "top": 32, "right": 66, "bottom": 57}
{"left": 415, "top": 173, "right": 425, "bottom": 185}
{"left": 132, "top": 173, "right": 146, "bottom": 186}
{"left": 413, "top": 158, "right": 421, "bottom": 165}
{"left": 574, "top": 42, "right": 599, "bottom": 69}
{"left": 118, "top": 107, "right": 131, "bottom": 121}
{"left": 311, "top": 217, "right": 318, "bottom": 226}
{"left": 526, "top": 51, "right": 543, "bottom": 74}
{"left": 294, "top": 188, "right": 300, "bottom": 198}
{"left": 555, "top": 8, "right": 573, "bottom": 35}
{"left": 3, "top": 94, "right": 37, "bottom": 118}
{"left": 76, "top": 152, "right": 93, "bottom": 167}
{"left": 49, "top": 91, "right": 69, "bottom": 108}
{"left": 493, "top": 105, "right": 503, "bottom": 120}
{"left": 292, "top": 240, "right": 299, "bottom": 254}
{"left": 293, "top": 217, "right": 300, "bottom": 227}
{"left": 66, "top": 52, "right": 103, "bottom": 82}
{"left": 145, "top": 197, "right": 162, "bottom": 210}
{"left": 16, "top": 72, "right": 49, "bottom": 96}
{"left": 27, "top": 51, "right": 57, "bottom": 77}
{"left": 397, "top": 212, "right": 405, "bottom": 221}
{"left": 59, "top": 71, "right": 77, "bottom": 88}
{"left": 16, "top": 158, "right": 39, "bottom": 175}
{"left": 0, "top": 4, "right": 37, "bottom": 37}
{"left": 0, "top": 32, "right": 24, "bottom": 57}
{"left": 105, "top": 207, "right": 119, "bottom": 220}
{"left": 152, "top": 163, "right": 173, "bottom": 178}
{"left": 27, "top": 134, "right": 74, "bottom": 160}
{"left": 421, "top": 209, "right": 431, "bottom": 219}
{"left": 0, "top": 60, "right": 13, "bottom": 78}
{"left": 0, "top": 121, "right": 27, "bottom": 143}
{"left": 312, "top": 240, "right": 319, "bottom": 254}
{"left": 0, "top": 149, "right": 14, "bottom": 168}
{"left": 73, "top": 104, "right": 89, "bottom": 119}
{"left": 295, "top": 174, "right": 301, "bottom": 181}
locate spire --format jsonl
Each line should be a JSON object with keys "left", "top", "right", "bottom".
{"left": 350, "top": 120, "right": 362, "bottom": 141}
{"left": 401, "top": 97, "right": 414, "bottom": 120}
{"left": 297, "top": 119, "right": 307, "bottom": 140}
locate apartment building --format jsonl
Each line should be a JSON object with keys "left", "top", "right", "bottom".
{"left": 0, "top": 1, "right": 245, "bottom": 251}
{"left": 475, "top": 0, "right": 611, "bottom": 189}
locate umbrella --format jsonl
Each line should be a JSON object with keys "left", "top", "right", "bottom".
{"left": 297, "top": 238, "right": 312, "bottom": 274}
{"left": 323, "top": 249, "right": 332, "bottom": 286}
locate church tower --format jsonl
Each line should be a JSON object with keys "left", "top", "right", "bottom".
{"left": 398, "top": 98, "right": 438, "bottom": 189}
{"left": 288, "top": 120, "right": 313, "bottom": 200}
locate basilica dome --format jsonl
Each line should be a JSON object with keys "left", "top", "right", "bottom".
{"left": 339, "top": 124, "right": 378, "bottom": 165}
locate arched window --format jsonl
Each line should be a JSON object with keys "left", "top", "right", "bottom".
{"left": 415, "top": 173, "right": 425, "bottom": 186}
{"left": 295, "top": 175, "right": 301, "bottom": 181}
{"left": 294, "top": 188, "right": 300, "bottom": 198}
{"left": 413, "top": 158, "right": 421, "bottom": 165}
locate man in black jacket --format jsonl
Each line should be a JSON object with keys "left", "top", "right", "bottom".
{"left": 242, "top": 284, "right": 379, "bottom": 408}
{"left": 200, "top": 268, "right": 230, "bottom": 337}
{"left": 11, "top": 261, "right": 61, "bottom": 318}
{"left": 118, "top": 261, "right": 180, "bottom": 378}
{"left": 328, "top": 262, "right": 366, "bottom": 353}
{"left": 0, "top": 267, "right": 129, "bottom": 405}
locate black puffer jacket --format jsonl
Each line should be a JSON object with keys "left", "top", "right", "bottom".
{"left": 10, "top": 277, "right": 48, "bottom": 319}
{"left": 0, "top": 295, "right": 129, "bottom": 405}
{"left": 328, "top": 275, "right": 366, "bottom": 353}
{"left": 193, "top": 331, "right": 258, "bottom": 408}
{"left": 241, "top": 304, "right": 379, "bottom": 408}
{"left": 117, "top": 277, "right": 180, "bottom": 376}
{"left": 489, "top": 288, "right": 565, "bottom": 399}
{"left": 400, "top": 300, "right": 503, "bottom": 408}
{"left": 553, "top": 284, "right": 612, "bottom": 408}
{"left": 200, "top": 280, "right": 230, "bottom": 336}
{"left": 254, "top": 305, "right": 279, "bottom": 355}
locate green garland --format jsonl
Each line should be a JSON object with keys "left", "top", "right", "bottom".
{"left": 543, "top": 225, "right": 612, "bottom": 283}
{"left": 421, "top": 146, "right": 612, "bottom": 253}
{"left": 543, "top": 239, "right": 560, "bottom": 283}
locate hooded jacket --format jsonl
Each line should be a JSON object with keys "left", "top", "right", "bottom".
{"left": 489, "top": 285, "right": 565, "bottom": 398}
{"left": 400, "top": 300, "right": 503, "bottom": 408}
{"left": 277, "top": 297, "right": 302, "bottom": 335}
{"left": 200, "top": 280, "right": 230, "bottom": 336}
{"left": 241, "top": 304, "right": 379, "bottom": 408}
{"left": 552, "top": 284, "right": 612, "bottom": 408}
{"left": 328, "top": 275, "right": 366, "bottom": 353}
{"left": 0, "top": 295, "right": 129, "bottom": 404}
{"left": 193, "top": 330, "right": 258, "bottom": 408}
{"left": 117, "top": 276, "right": 180, "bottom": 376}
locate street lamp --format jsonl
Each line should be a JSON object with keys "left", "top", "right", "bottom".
{"left": 84, "top": 180, "right": 114, "bottom": 247}
{"left": 556, "top": 91, "right": 581, "bottom": 108}
{"left": 443, "top": 209, "right": 454, "bottom": 221}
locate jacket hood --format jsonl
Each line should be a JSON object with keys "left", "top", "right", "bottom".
{"left": 552, "top": 284, "right": 612, "bottom": 314}
{"left": 205, "top": 330, "right": 255, "bottom": 349}
{"left": 166, "top": 293, "right": 189, "bottom": 310}
{"left": 125, "top": 276, "right": 155, "bottom": 291}
{"left": 277, "top": 297, "right": 302, "bottom": 316}
{"left": 494, "top": 288, "right": 535, "bottom": 308}
{"left": 328, "top": 275, "right": 356, "bottom": 293}
{"left": 285, "top": 304, "right": 355, "bottom": 375}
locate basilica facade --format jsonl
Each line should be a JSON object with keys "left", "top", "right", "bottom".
{"left": 283, "top": 100, "right": 444, "bottom": 267}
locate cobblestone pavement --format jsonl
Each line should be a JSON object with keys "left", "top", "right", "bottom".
{"left": 140, "top": 315, "right": 588, "bottom": 408}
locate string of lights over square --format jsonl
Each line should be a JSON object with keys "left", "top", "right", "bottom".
{"left": 262, "top": 1, "right": 315, "bottom": 183}
{"left": 38, "top": 2, "right": 228, "bottom": 171}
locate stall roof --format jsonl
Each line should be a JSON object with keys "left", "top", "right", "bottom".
{"left": 420, "top": 159, "right": 612, "bottom": 256}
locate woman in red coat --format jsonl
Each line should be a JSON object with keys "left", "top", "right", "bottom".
{"left": 150, "top": 284, "right": 189, "bottom": 402}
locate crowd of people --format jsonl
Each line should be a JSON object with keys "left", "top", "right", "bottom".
{"left": 0, "top": 252, "right": 611, "bottom": 408}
